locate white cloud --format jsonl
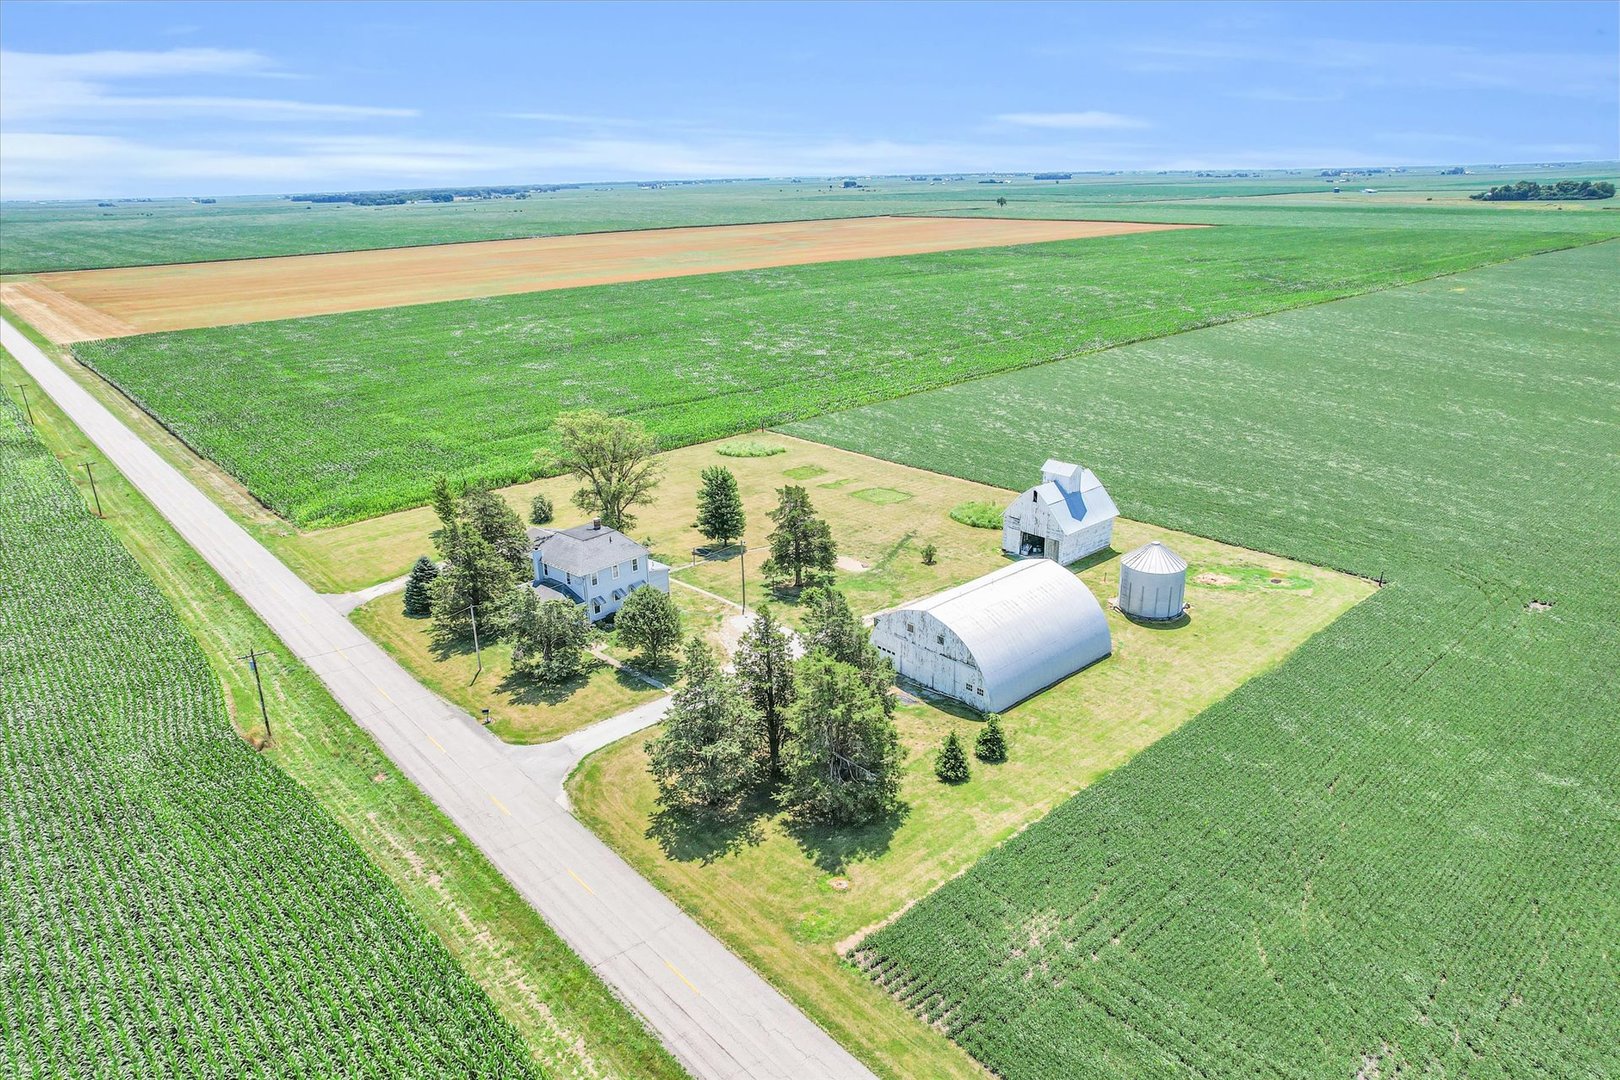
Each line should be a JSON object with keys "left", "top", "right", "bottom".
{"left": 996, "top": 111, "right": 1148, "bottom": 130}
{"left": 0, "top": 47, "right": 410, "bottom": 122}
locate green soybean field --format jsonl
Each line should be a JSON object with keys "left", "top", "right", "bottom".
{"left": 72, "top": 217, "right": 1613, "bottom": 527}
{"left": 0, "top": 400, "right": 539, "bottom": 1078}
{"left": 786, "top": 241, "right": 1620, "bottom": 1077}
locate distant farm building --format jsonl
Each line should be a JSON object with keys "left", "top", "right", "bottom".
{"left": 528, "top": 521, "right": 670, "bottom": 621}
{"left": 871, "top": 560, "right": 1112, "bottom": 712}
{"left": 1118, "top": 540, "right": 1188, "bottom": 621}
{"left": 1002, "top": 459, "right": 1118, "bottom": 565}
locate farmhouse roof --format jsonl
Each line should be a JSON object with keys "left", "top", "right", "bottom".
{"left": 896, "top": 559, "right": 1111, "bottom": 707}
{"left": 529, "top": 523, "right": 648, "bottom": 576}
{"left": 1121, "top": 540, "right": 1187, "bottom": 575}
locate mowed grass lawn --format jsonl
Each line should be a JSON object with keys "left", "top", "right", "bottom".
{"left": 568, "top": 517, "right": 1371, "bottom": 1080}
{"left": 785, "top": 242, "right": 1620, "bottom": 1078}
{"left": 70, "top": 219, "right": 1611, "bottom": 526}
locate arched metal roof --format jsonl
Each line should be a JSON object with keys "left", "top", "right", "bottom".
{"left": 1121, "top": 540, "right": 1187, "bottom": 575}
{"left": 895, "top": 559, "right": 1111, "bottom": 709}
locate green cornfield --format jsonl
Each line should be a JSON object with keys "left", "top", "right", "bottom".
{"left": 787, "top": 241, "right": 1620, "bottom": 1077}
{"left": 73, "top": 218, "right": 1612, "bottom": 527}
{"left": 0, "top": 401, "right": 540, "bottom": 1078}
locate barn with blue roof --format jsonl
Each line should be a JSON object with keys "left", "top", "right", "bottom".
{"left": 1000, "top": 458, "right": 1118, "bottom": 566}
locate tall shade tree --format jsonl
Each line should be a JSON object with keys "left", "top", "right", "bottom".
{"left": 457, "top": 486, "right": 531, "bottom": 576}
{"left": 504, "top": 587, "right": 593, "bottom": 683}
{"left": 801, "top": 586, "right": 897, "bottom": 715}
{"left": 761, "top": 485, "right": 836, "bottom": 590}
{"left": 781, "top": 654, "right": 904, "bottom": 826}
{"left": 402, "top": 555, "right": 438, "bottom": 618}
{"left": 552, "top": 410, "right": 663, "bottom": 533}
{"left": 645, "top": 638, "right": 762, "bottom": 813}
{"left": 614, "top": 585, "right": 683, "bottom": 666}
{"left": 733, "top": 605, "right": 797, "bottom": 781}
{"left": 693, "top": 466, "right": 746, "bottom": 549}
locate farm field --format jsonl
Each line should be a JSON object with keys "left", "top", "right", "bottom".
{"left": 0, "top": 346, "right": 688, "bottom": 1080}
{"left": 3, "top": 217, "right": 1199, "bottom": 342}
{"left": 0, "top": 398, "right": 541, "bottom": 1077}
{"left": 786, "top": 241, "right": 1620, "bottom": 1077}
{"left": 68, "top": 217, "right": 1613, "bottom": 527}
{"left": 0, "top": 167, "right": 1559, "bottom": 274}
{"left": 568, "top": 507, "right": 1371, "bottom": 1079}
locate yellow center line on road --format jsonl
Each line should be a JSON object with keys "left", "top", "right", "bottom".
{"left": 425, "top": 733, "right": 447, "bottom": 754}
{"left": 489, "top": 794, "right": 512, "bottom": 816}
{"left": 376, "top": 686, "right": 392, "bottom": 703}
{"left": 664, "top": 959, "right": 701, "bottom": 996}
{"left": 566, "top": 867, "right": 595, "bottom": 895}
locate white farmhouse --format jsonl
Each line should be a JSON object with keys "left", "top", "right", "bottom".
{"left": 1001, "top": 459, "right": 1118, "bottom": 566}
{"left": 870, "top": 559, "right": 1112, "bottom": 713}
{"left": 528, "top": 521, "right": 670, "bottom": 622}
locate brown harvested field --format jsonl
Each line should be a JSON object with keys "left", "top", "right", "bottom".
{"left": 12, "top": 216, "right": 1202, "bottom": 343}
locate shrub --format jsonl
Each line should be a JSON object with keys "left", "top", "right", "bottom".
{"left": 935, "top": 730, "right": 971, "bottom": 784}
{"left": 974, "top": 713, "right": 1007, "bottom": 763}
{"left": 528, "top": 493, "right": 554, "bottom": 525}
{"left": 716, "top": 440, "right": 787, "bottom": 458}
{"left": 949, "top": 501, "right": 1004, "bottom": 530}
{"left": 921, "top": 542, "right": 938, "bottom": 566}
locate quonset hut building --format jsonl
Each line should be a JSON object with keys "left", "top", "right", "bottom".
{"left": 870, "top": 559, "right": 1112, "bottom": 712}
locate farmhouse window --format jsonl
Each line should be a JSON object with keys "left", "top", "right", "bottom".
{"left": 632, "top": 558, "right": 639, "bottom": 571}
{"left": 936, "top": 634, "right": 945, "bottom": 645}
{"left": 613, "top": 564, "right": 621, "bottom": 580}
{"left": 591, "top": 573, "right": 598, "bottom": 586}
{"left": 593, "top": 599, "right": 601, "bottom": 614}
{"left": 976, "top": 687, "right": 984, "bottom": 697}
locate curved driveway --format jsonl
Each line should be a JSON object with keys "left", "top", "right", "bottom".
{"left": 3, "top": 317, "right": 873, "bottom": 1080}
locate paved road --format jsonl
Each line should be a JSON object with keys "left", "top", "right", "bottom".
{"left": 3, "top": 318, "right": 874, "bottom": 1080}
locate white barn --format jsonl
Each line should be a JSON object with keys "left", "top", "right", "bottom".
{"left": 870, "top": 559, "right": 1112, "bottom": 713}
{"left": 1002, "top": 459, "right": 1118, "bottom": 566}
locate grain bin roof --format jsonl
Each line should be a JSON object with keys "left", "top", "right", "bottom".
{"left": 896, "top": 559, "right": 1111, "bottom": 707}
{"left": 1122, "top": 540, "right": 1187, "bottom": 575}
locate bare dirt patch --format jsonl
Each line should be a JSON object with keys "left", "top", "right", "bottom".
{"left": 22, "top": 216, "right": 1205, "bottom": 342}
{"left": 1195, "top": 572, "right": 1239, "bottom": 586}
{"left": 0, "top": 280, "right": 137, "bottom": 343}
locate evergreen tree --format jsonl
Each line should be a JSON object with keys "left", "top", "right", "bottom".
{"left": 645, "top": 638, "right": 763, "bottom": 813}
{"left": 429, "top": 532, "right": 521, "bottom": 638}
{"left": 935, "top": 730, "right": 970, "bottom": 783}
{"left": 734, "top": 605, "right": 796, "bottom": 781}
{"left": 761, "top": 485, "right": 836, "bottom": 590}
{"left": 781, "top": 654, "right": 903, "bottom": 825}
{"left": 429, "top": 474, "right": 460, "bottom": 554}
{"left": 402, "top": 555, "right": 438, "bottom": 618}
{"left": 801, "top": 586, "right": 896, "bottom": 715}
{"left": 693, "top": 466, "right": 746, "bottom": 549}
{"left": 615, "top": 585, "right": 683, "bottom": 665}
{"left": 528, "top": 492, "right": 554, "bottom": 526}
{"left": 457, "top": 486, "right": 530, "bottom": 575}
{"left": 505, "top": 587, "right": 593, "bottom": 683}
{"left": 974, "top": 713, "right": 1007, "bottom": 763}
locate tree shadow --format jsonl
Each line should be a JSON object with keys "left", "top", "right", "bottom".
{"left": 782, "top": 800, "right": 909, "bottom": 875}
{"left": 495, "top": 665, "right": 590, "bottom": 707}
{"left": 646, "top": 788, "right": 772, "bottom": 865}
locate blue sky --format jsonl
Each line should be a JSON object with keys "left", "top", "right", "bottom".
{"left": 2, "top": 0, "right": 1615, "bottom": 199}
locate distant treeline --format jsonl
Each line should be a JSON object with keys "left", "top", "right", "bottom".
{"left": 288, "top": 185, "right": 577, "bottom": 206}
{"left": 1470, "top": 179, "right": 1615, "bottom": 202}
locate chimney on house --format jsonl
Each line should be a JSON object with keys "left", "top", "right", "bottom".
{"left": 592, "top": 518, "right": 602, "bottom": 530}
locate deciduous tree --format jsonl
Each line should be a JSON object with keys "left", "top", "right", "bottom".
{"left": 505, "top": 587, "right": 593, "bottom": 683}
{"left": 762, "top": 485, "right": 836, "bottom": 590}
{"left": 645, "top": 638, "right": 762, "bottom": 813}
{"left": 552, "top": 410, "right": 663, "bottom": 532}
{"left": 615, "top": 585, "right": 682, "bottom": 666}
{"left": 528, "top": 493, "right": 554, "bottom": 526}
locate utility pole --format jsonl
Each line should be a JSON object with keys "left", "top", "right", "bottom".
{"left": 16, "top": 384, "right": 34, "bottom": 425}
{"left": 237, "top": 647, "right": 272, "bottom": 745}
{"left": 82, "top": 462, "right": 103, "bottom": 518}
{"left": 465, "top": 604, "right": 482, "bottom": 678}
